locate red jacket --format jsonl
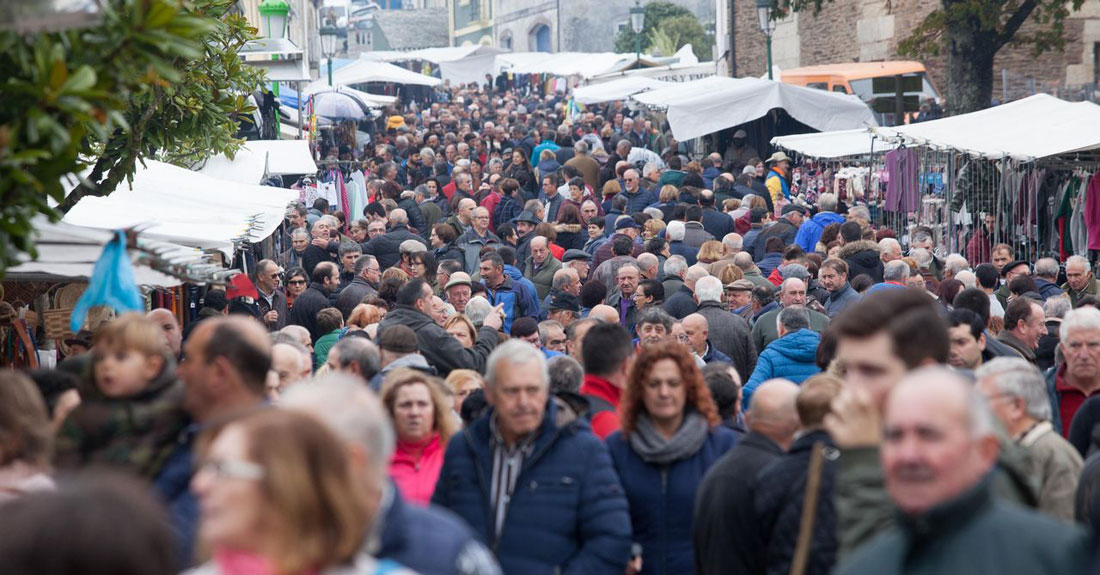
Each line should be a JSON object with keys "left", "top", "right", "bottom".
{"left": 389, "top": 433, "right": 445, "bottom": 506}
{"left": 580, "top": 374, "right": 622, "bottom": 440}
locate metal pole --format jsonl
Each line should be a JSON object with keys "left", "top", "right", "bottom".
{"left": 327, "top": 57, "right": 333, "bottom": 86}
{"left": 765, "top": 35, "right": 773, "bottom": 80}
{"left": 635, "top": 34, "right": 641, "bottom": 68}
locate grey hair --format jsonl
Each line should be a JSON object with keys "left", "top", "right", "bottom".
{"left": 464, "top": 296, "right": 493, "bottom": 326}
{"left": 643, "top": 207, "right": 665, "bottom": 221}
{"left": 695, "top": 276, "right": 723, "bottom": 303}
{"left": 485, "top": 340, "right": 548, "bottom": 390}
{"left": 551, "top": 269, "right": 576, "bottom": 291}
{"left": 636, "top": 306, "right": 674, "bottom": 331}
{"left": 330, "top": 337, "right": 381, "bottom": 381}
{"left": 779, "top": 263, "right": 809, "bottom": 282}
{"left": 488, "top": 157, "right": 504, "bottom": 169}
{"left": 419, "top": 147, "right": 436, "bottom": 161}
{"left": 1066, "top": 255, "right": 1091, "bottom": 272}
{"left": 878, "top": 237, "right": 901, "bottom": 255}
{"left": 848, "top": 205, "right": 871, "bottom": 221}
{"left": 975, "top": 358, "right": 1052, "bottom": 421}
{"left": 389, "top": 209, "right": 409, "bottom": 225}
{"left": 722, "top": 233, "right": 743, "bottom": 251}
{"left": 884, "top": 259, "right": 911, "bottom": 281}
{"left": 945, "top": 254, "right": 969, "bottom": 276}
{"left": 537, "top": 320, "right": 565, "bottom": 345}
{"left": 817, "top": 193, "right": 838, "bottom": 212}
{"left": 643, "top": 162, "right": 661, "bottom": 178}
{"left": 909, "top": 247, "right": 933, "bottom": 269}
{"left": 955, "top": 270, "right": 977, "bottom": 288}
{"left": 548, "top": 355, "right": 584, "bottom": 395}
{"left": 911, "top": 230, "right": 933, "bottom": 245}
{"left": 319, "top": 214, "right": 340, "bottom": 228}
{"left": 573, "top": 140, "right": 588, "bottom": 155}
{"left": 280, "top": 373, "right": 395, "bottom": 481}
{"left": 1044, "top": 294, "right": 1071, "bottom": 320}
{"left": 1034, "top": 257, "right": 1059, "bottom": 279}
{"left": 778, "top": 307, "right": 810, "bottom": 332}
{"left": 666, "top": 220, "right": 686, "bottom": 241}
{"left": 291, "top": 228, "right": 309, "bottom": 240}
{"left": 664, "top": 255, "right": 688, "bottom": 278}
{"left": 1061, "top": 307, "right": 1100, "bottom": 341}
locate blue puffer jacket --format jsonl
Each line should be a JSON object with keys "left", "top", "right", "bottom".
{"left": 744, "top": 329, "right": 822, "bottom": 407}
{"left": 432, "top": 399, "right": 632, "bottom": 575}
{"left": 606, "top": 426, "right": 736, "bottom": 575}
{"left": 794, "top": 212, "right": 844, "bottom": 253}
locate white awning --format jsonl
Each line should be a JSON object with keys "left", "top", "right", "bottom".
{"left": 572, "top": 77, "right": 671, "bottom": 104}
{"left": 304, "top": 59, "right": 441, "bottom": 92}
{"left": 63, "top": 160, "right": 299, "bottom": 256}
{"left": 508, "top": 52, "right": 633, "bottom": 79}
{"left": 196, "top": 140, "right": 318, "bottom": 183}
{"left": 300, "top": 83, "right": 397, "bottom": 106}
{"left": 249, "top": 58, "right": 311, "bottom": 82}
{"left": 635, "top": 76, "right": 877, "bottom": 141}
{"left": 878, "top": 94, "right": 1100, "bottom": 161}
{"left": 771, "top": 129, "right": 897, "bottom": 159}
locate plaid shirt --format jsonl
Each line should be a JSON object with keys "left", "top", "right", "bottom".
{"left": 489, "top": 415, "right": 537, "bottom": 538}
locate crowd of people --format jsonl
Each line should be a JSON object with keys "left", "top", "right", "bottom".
{"left": 6, "top": 80, "right": 1100, "bottom": 575}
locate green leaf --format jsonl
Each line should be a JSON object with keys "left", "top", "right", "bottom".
{"left": 60, "top": 66, "right": 96, "bottom": 94}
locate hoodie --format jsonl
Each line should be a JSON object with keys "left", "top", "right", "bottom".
{"left": 795, "top": 211, "right": 845, "bottom": 253}
{"left": 838, "top": 240, "right": 884, "bottom": 283}
{"left": 743, "top": 329, "right": 822, "bottom": 406}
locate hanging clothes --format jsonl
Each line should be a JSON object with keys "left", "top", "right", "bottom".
{"left": 884, "top": 148, "right": 920, "bottom": 213}
{"left": 1085, "top": 172, "right": 1100, "bottom": 251}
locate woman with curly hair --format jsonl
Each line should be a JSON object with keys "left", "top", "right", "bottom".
{"left": 606, "top": 344, "right": 736, "bottom": 575}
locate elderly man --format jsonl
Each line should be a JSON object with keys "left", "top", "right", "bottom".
{"left": 795, "top": 193, "right": 844, "bottom": 253}
{"left": 444, "top": 272, "right": 474, "bottom": 314}
{"left": 1030, "top": 257, "right": 1064, "bottom": 300}
{"left": 605, "top": 263, "right": 642, "bottom": 332}
{"left": 377, "top": 279, "right": 502, "bottom": 376}
{"left": 665, "top": 264, "right": 708, "bottom": 320}
{"left": 634, "top": 307, "right": 674, "bottom": 346}
{"left": 251, "top": 259, "right": 289, "bottom": 331}
{"left": 694, "top": 276, "right": 757, "bottom": 382}
{"left": 525, "top": 236, "right": 562, "bottom": 301}
{"left": 744, "top": 308, "right": 822, "bottom": 406}
{"left": 335, "top": 254, "right": 381, "bottom": 319}
{"left": 751, "top": 278, "right": 830, "bottom": 353}
{"left": 682, "top": 313, "right": 732, "bottom": 365}
{"left": 995, "top": 259, "right": 1031, "bottom": 310}
{"left": 752, "top": 205, "right": 805, "bottom": 262}
{"left": 998, "top": 298, "right": 1045, "bottom": 364}
{"left": 866, "top": 260, "right": 911, "bottom": 294}
{"left": 1062, "top": 255, "right": 1098, "bottom": 306}
{"left": 456, "top": 206, "right": 501, "bottom": 273}
{"left": 621, "top": 168, "right": 656, "bottom": 213}
{"left": 156, "top": 317, "right": 270, "bottom": 565}
{"left": 1047, "top": 307, "right": 1100, "bottom": 435}
{"left": 694, "top": 380, "right": 801, "bottom": 575}
{"left": 562, "top": 249, "right": 592, "bottom": 281}
{"left": 836, "top": 369, "right": 1089, "bottom": 574}
{"left": 878, "top": 237, "right": 903, "bottom": 264}
{"left": 147, "top": 308, "right": 183, "bottom": 358}
{"left": 282, "top": 376, "right": 502, "bottom": 575}
{"left": 432, "top": 341, "right": 632, "bottom": 573}
{"left": 363, "top": 209, "right": 429, "bottom": 270}
{"left": 975, "top": 359, "right": 1083, "bottom": 521}
{"left": 662, "top": 255, "right": 689, "bottom": 299}
{"left": 541, "top": 268, "right": 581, "bottom": 316}
{"left": 270, "top": 341, "right": 312, "bottom": 398}
{"left": 635, "top": 252, "right": 660, "bottom": 281}
{"left": 280, "top": 228, "right": 310, "bottom": 269}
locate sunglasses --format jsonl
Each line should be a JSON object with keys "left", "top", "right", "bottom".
{"left": 288, "top": 279, "right": 307, "bottom": 285}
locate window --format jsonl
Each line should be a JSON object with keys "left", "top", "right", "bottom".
{"left": 832, "top": 85, "right": 848, "bottom": 93}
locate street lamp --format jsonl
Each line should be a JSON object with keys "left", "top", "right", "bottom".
{"left": 756, "top": 0, "right": 777, "bottom": 80}
{"left": 630, "top": 0, "right": 645, "bottom": 66}
{"left": 258, "top": 0, "right": 290, "bottom": 40}
{"left": 319, "top": 20, "right": 345, "bottom": 87}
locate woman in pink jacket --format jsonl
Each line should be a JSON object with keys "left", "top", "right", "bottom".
{"left": 381, "top": 368, "right": 457, "bottom": 505}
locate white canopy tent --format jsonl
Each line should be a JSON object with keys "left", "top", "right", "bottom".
{"left": 303, "top": 60, "right": 441, "bottom": 95}
{"left": 63, "top": 160, "right": 299, "bottom": 257}
{"left": 771, "top": 129, "right": 897, "bottom": 159}
{"left": 11, "top": 216, "right": 225, "bottom": 286}
{"left": 635, "top": 76, "right": 877, "bottom": 141}
{"left": 300, "top": 83, "right": 397, "bottom": 107}
{"left": 878, "top": 94, "right": 1100, "bottom": 161}
{"left": 572, "top": 77, "right": 671, "bottom": 105}
{"left": 360, "top": 46, "right": 510, "bottom": 86}
{"left": 508, "top": 52, "right": 633, "bottom": 79}
{"left": 197, "top": 140, "right": 319, "bottom": 184}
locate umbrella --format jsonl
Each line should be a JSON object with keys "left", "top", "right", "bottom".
{"left": 310, "top": 89, "right": 373, "bottom": 120}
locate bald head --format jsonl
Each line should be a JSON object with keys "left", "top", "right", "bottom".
{"left": 589, "top": 304, "right": 620, "bottom": 324}
{"left": 636, "top": 253, "right": 659, "bottom": 278}
{"left": 747, "top": 379, "right": 801, "bottom": 449}
{"left": 146, "top": 308, "right": 181, "bottom": 356}
{"left": 389, "top": 208, "right": 408, "bottom": 225}
{"left": 180, "top": 316, "right": 271, "bottom": 421}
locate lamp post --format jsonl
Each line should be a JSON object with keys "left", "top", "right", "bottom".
{"left": 755, "top": 0, "right": 776, "bottom": 80}
{"left": 319, "top": 21, "right": 343, "bottom": 87}
{"left": 630, "top": 0, "right": 645, "bottom": 67}
{"left": 258, "top": 0, "right": 290, "bottom": 40}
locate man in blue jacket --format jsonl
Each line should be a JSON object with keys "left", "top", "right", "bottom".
{"left": 433, "top": 340, "right": 633, "bottom": 575}
{"left": 794, "top": 193, "right": 844, "bottom": 253}
{"left": 481, "top": 251, "right": 538, "bottom": 333}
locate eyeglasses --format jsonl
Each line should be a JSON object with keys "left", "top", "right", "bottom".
{"left": 197, "top": 458, "right": 265, "bottom": 481}
{"left": 288, "top": 279, "right": 306, "bottom": 285}
{"left": 269, "top": 273, "right": 281, "bottom": 279}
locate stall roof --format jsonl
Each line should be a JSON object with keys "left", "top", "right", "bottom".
{"left": 361, "top": 45, "right": 509, "bottom": 64}
{"left": 62, "top": 160, "right": 299, "bottom": 256}
{"left": 196, "top": 140, "right": 318, "bottom": 183}
{"left": 303, "top": 59, "right": 441, "bottom": 93}
{"left": 636, "top": 76, "right": 877, "bottom": 141}
{"left": 879, "top": 94, "right": 1100, "bottom": 161}
{"left": 572, "top": 77, "right": 671, "bottom": 104}
{"left": 771, "top": 129, "right": 897, "bottom": 159}
{"left": 10, "top": 216, "right": 228, "bottom": 286}
{"left": 508, "top": 52, "right": 634, "bottom": 79}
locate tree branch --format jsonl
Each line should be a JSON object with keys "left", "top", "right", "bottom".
{"left": 996, "top": 0, "right": 1042, "bottom": 50}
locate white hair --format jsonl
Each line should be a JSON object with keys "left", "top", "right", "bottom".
{"left": 695, "top": 276, "right": 723, "bottom": 303}
{"left": 664, "top": 255, "right": 688, "bottom": 278}
{"left": 1061, "top": 307, "right": 1100, "bottom": 341}
{"left": 878, "top": 237, "right": 901, "bottom": 255}
{"left": 280, "top": 374, "right": 395, "bottom": 481}
{"left": 909, "top": 247, "right": 933, "bottom": 269}
{"left": 1044, "top": 294, "right": 1071, "bottom": 320}
{"left": 722, "top": 233, "right": 743, "bottom": 251}
{"left": 975, "top": 358, "right": 1052, "bottom": 421}
{"left": 945, "top": 253, "right": 970, "bottom": 275}
{"left": 817, "top": 193, "right": 837, "bottom": 212}
{"left": 485, "top": 340, "right": 548, "bottom": 390}
{"left": 1066, "top": 255, "right": 1091, "bottom": 272}
{"left": 464, "top": 296, "right": 493, "bottom": 326}
{"left": 291, "top": 228, "right": 309, "bottom": 240}
{"left": 643, "top": 162, "right": 661, "bottom": 178}
{"left": 883, "top": 259, "right": 911, "bottom": 281}
{"left": 685, "top": 265, "right": 711, "bottom": 284}
{"left": 643, "top": 207, "right": 665, "bottom": 221}
{"left": 955, "top": 270, "right": 977, "bottom": 289}
{"left": 667, "top": 220, "right": 686, "bottom": 241}
{"left": 1034, "top": 257, "right": 1059, "bottom": 279}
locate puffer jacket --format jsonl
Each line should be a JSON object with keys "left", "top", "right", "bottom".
{"left": 794, "top": 211, "right": 844, "bottom": 253}
{"left": 838, "top": 240, "right": 884, "bottom": 283}
{"left": 432, "top": 397, "right": 632, "bottom": 575}
{"left": 743, "top": 329, "right": 822, "bottom": 407}
{"left": 606, "top": 425, "right": 737, "bottom": 575}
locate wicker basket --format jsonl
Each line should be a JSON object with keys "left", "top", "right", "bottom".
{"left": 43, "top": 308, "right": 75, "bottom": 340}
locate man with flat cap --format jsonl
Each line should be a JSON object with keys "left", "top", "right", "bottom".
{"left": 562, "top": 248, "right": 592, "bottom": 281}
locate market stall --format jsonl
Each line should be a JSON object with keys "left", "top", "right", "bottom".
{"left": 196, "top": 140, "right": 319, "bottom": 185}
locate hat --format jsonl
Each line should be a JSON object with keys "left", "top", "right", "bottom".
{"left": 562, "top": 249, "right": 592, "bottom": 263}
{"left": 1000, "top": 260, "right": 1030, "bottom": 277}
{"left": 386, "top": 115, "right": 406, "bottom": 131}
{"left": 615, "top": 217, "right": 640, "bottom": 231}
{"left": 514, "top": 211, "right": 541, "bottom": 225}
{"left": 548, "top": 291, "right": 581, "bottom": 313}
{"left": 734, "top": 129, "right": 748, "bottom": 138}
{"left": 399, "top": 239, "right": 428, "bottom": 254}
{"left": 63, "top": 329, "right": 94, "bottom": 348}
{"left": 781, "top": 204, "right": 808, "bottom": 216}
{"left": 445, "top": 272, "right": 473, "bottom": 290}
{"left": 725, "top": 279, "right": 755, "bottom": 291}
{"left": 377, "top": 325, "right": 419, "bottom": 354}
{"left": 766, "top": 151, "right": 792, "bottom": 164}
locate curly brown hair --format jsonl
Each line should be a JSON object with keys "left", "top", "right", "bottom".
{"left": 619, "top": 344, "right": 721, "bottom": 437}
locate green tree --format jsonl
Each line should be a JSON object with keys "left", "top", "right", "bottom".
{"left": 614, "top": 2, "right": 713, "bottom": 60}
{"left": 648, "top": 14, "right": 713, "bottom": 60}
{"left": 778, "top": 0, "right": 1087, "bottom": 115}
{"left": 0, "top": 0, "right": 261, "bottom": 276}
